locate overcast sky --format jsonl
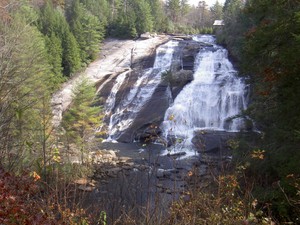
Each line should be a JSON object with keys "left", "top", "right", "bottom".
{"left": 188, "top": 0, "right": 225, "bottom": 7}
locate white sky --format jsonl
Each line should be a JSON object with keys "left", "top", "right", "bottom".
{"left": 188, "top": 0, "right": 225, "bottom": 7}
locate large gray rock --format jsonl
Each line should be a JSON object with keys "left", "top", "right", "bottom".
{"left": 191, "top": 130, "right": 239, "bottom": 166}
{"left": 169, "top": 70, "right": 194, "bottom": 98}
{"left": 117, "top": 82, "right": 172, "bottom": 142}
{"left": 191, "top": 130, "right": 237, "bottom": 153}
{"left": 181, "top": 41, "right": 203, "bottom": 71}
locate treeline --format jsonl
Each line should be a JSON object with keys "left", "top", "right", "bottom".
{"left": 1, "top": 0, "right": 224, "bottom": 78}
{"left": 219, "top": 0, "right": 300, "bottom": 222}
{"left": 0, "top": 1, "right": 103, "bottom": 221}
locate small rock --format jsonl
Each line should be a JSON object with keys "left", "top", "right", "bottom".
{"left": 165, "top": 189, "right": 173, "bottom": 195}
{"left": 118, "top": 157, "right": 132, "bottom": 163}
{"left": 156, "top": 184, "right": 164, "bottom": 189}
{"left": 124, "top": 162, "right": 135, "bottom": 167}
{"left": 137, "top": 165, "right": 148, "bottom": 171}
{"left": 167, "top": 152, "right": 186, "bottom": 158}
{"left": 74, "top": 178, "right": 89, "bottom": 185}
{"left": 122, "top": 165, "right": 133, "bottom": 170}
{"left": 170, "top": 169, "right": 180, "bottom": 174}
{"left": 78, "top": 185, "right": 95, "bottom": 192}
{"left": 106, "top": 167, "right": 122, "bottom": 177}
{"left": 140, "top": 32, "right": 153, "bottom": 40}
{"left": 156, "top": 169, "right": 172, "bottom": 179}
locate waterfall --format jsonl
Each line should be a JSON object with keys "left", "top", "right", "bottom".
{"left": 106, "top": 40, "right": 179, "bottom": 141}
{"left": 161, "top": 35, "right": 248, "bottom": 152}
{"left": 105, "top": 71, "right": 128, "bottom": 116}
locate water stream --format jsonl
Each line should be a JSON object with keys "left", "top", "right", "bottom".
{"left": 161, "top": 35, "right": 249, "bottom": 155}
{"left": 106, "top": 40, "right": 179, "bottom": 141}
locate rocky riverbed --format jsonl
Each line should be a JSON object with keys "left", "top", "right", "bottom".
{"left": 70, "top": 131, "right": 238, "bottom": 224}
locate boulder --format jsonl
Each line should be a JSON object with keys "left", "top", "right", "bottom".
{"left": 192, "top": 130, "right": 237, "bottom": 153}
{"left": 167, "top": 152, "right": 187, "bottom": 158}
{"left": 75, "top": 179, "right": 97, "bottom": 192}
{"left": 118, "top": 157, "right": 132, "bottom": 163}
{"left": 181, "top": 41, "right": 203, "bottom": 70}
{"left": 200, "top": 154, "right": 232, "bottom": 165}
{"left": 191, "top": 130, "right": 237, "bottom": 165}
{"left": 172, "top": 35, "right": 193, "bottom": 40}
{"left": 117, "top": 82, "right": 172, "bottom": 143}
{"left": 140, "top": 32, "right": 153, "bottom": 40}
{"left": 106, "top": 167, "right": 122, "bottom": 177}
{"left": 170, "top": 70, "right": 194, "bottom": 98}
{"left": 134, "top": 123, "right": 162, "bottom": 143}
{"left": 89, "top": 149, "right": 118, "bottom": 164}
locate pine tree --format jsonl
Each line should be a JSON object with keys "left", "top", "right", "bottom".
{"left": 210, "top": 0, "right": 223, "bottom": 20}
{"left": 131, "top": 0, "right": 153, "bottom": 34}
{"left": 68, "top": 0, "right": 104, "bottom": 63}
{"left": 45, "top": 32, "right": 64, "bottom": 85}
{"left": 63, "top": 79, "right": 102, "bottom": 163}
{"left": 146, "top": 0, "right": 165, "bottom": 32}
{"left": 61, "top": 26, "right": 81, "bottom": 75}
{"left": 166, "top": 0, "right": 181, "bottom": 23}
{"left": 80, "top": 0, "right": 110, "bottom": 27}
{"left": 38, "top": 1, "right": 81, "bottom": 76}
{"left": 0, "top": 11, "right": 55, "bottom": 172}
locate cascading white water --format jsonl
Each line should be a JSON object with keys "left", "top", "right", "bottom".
{"left": 105, "top": 71, "right": 128, "bottom": 115}
{"left": 106, "top": 40, "right": 179, "bottom": 141}
{"left": 162, "top": 35, "right": 248, "bottom": 151}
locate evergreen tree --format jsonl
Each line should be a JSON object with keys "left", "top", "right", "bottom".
{"left": 68, "top": 0, "right": 104, "bottom": 63}
{"left": 146, "top": 0, "right": 165, "bottom": 32}
{"left": 166, "top": 0, "right": 181, "bottom": 23}
{"left": 108, "top": 0, "right": 122, "bottom": 22}
{"left": 220, "top": 0, "right": 300, "bottom": 221}
{"left": 80, "top": 0, "right": 110, "bottom": 27}
{"left": 45, "top": 32, "right": 64, "bottom": 85}
{"left": 39, "top": 1, "right": 81, "bottom": 76}
{"left": 131, "top": 0, "right": 153, "bottom": 34}
{"left": 38, "top": 1, "right": 59, "bottom": 35}
{"left": 110, "top": 0, "right": 153, "bottom": 38}
{"left": 0, "top": 11, "right": 55, "bottom": 171}
{"left": 63, "top": 79, "right": 102, "bottom": 163}
{"left": 220, "top": 0, "right": 247, "bottom": 57}
{"left": 210, "top": 0, "right": 223, "bottom": 20}
{"left": 61, "top": 26, "right": 81, "bottom": 75}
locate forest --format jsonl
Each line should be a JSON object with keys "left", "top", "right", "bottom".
{"left": 0, "top": 0, "right": 299, "bottom": 224}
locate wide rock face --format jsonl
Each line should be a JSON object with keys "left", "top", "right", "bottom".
{"left": 99, "top": 38, "right": 205, "bottom": 143}
{"left": 51, "top": 36, "right": 168, "bottom": 127}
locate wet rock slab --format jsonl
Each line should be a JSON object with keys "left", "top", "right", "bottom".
{"left": 192, "top": 130, "right": 237, "bottom": 153}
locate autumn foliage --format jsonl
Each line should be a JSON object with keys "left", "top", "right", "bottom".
{"left": 0, "top": 167, "right": 55, "bottom": 224}
{"left": 0, "top": 167, "right": 92, "bottom": 224}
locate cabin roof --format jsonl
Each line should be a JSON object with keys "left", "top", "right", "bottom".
{"left": 213, "top": 20, "right": 225, "bottom": 26}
